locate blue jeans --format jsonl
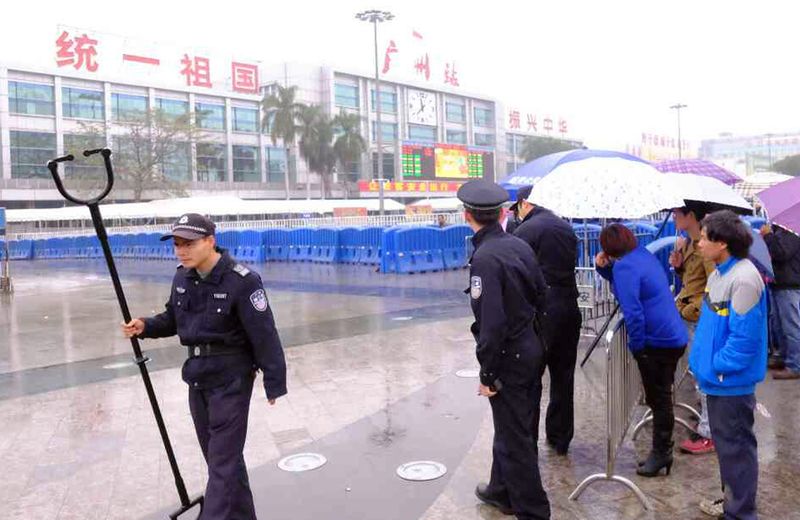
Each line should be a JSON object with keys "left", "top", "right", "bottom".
{"left": 707, "top": 394, "right": 758, "bottom": 520}
{"left": 771, "top": 289, "right": 800, "bottom": 373}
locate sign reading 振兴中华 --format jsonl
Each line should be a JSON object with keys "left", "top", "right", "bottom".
{"left": 505, "top": 107, "right": 569, "bottom": 137}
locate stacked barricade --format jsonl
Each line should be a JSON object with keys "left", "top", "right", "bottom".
{"left": 441, "top": 225, "right": 473, "bottom": 270}
{"left": 263, "top": 229, "right": 290, "bottom": 261}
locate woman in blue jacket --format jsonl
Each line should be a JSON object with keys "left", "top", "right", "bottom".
{"left": 595, "top": 224, "right": 688, "bottom": 477}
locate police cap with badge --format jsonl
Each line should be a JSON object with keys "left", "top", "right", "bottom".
{"left": 457, "top": 180, "right": 510, "bottom": 212}
{"left": 161, "top": 213, "right": 216, "bottom": 241}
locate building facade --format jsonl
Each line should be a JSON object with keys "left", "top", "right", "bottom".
{"left": 0, "top": 27, "right": 579, "bottom": 208}
{"left": 699, "top": 131, "right": 800, "bottom": 175}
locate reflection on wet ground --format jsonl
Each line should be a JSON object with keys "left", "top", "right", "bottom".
{"left": 1, "top": 260, "right": 799, "bottom": 519}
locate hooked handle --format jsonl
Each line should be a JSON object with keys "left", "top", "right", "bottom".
{"left": 47, "top": 148, "right": 115, "bottom": 206}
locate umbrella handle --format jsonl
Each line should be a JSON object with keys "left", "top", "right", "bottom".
{"left": 46, "top": 148, "right": 114, "bottom": 206}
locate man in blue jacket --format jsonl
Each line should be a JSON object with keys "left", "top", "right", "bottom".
{"left": 690, "top": 211, "right": 767, "bottom": 520}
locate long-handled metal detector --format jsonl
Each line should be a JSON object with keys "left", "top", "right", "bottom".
{"left": 47, "top": 149, "right": 203, "bottom": 519}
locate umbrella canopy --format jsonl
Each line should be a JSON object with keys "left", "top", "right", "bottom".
{"left": 756, "top": 176, "right": 800, "bottom": 234}
{"left": 654, "top": 159, "right": 741, "bottom": 186}
{"left": 749, "top": 229, "right": 775, "bottom": 278}
{"left": 663, "top": 173, "right": 752, "bottom": 214}
{"left": 528, "top": 151, "right": 684, "bottom": 219}
{"left": 498, "top": 149, "right": 650, "bottom": 200}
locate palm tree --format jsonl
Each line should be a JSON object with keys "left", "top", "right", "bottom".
{"left": 332, "top": 111, "right": 367, "bottom": 195}
{"left": 297, "top": 105, "right": 336, "bottom": 199}
{"left": 262, "top": 85, "right": 305, "bottom": 199}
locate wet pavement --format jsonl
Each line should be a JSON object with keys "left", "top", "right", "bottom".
{"left": 1, "top": 259, "right": 799, "bottom": 519}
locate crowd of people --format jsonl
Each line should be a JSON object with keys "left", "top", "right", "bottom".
{"left": 458, "top": 179, "right": 799, "bottom": 520}
{"left": 113, "top": 179, "right": 797, "bottom": 520}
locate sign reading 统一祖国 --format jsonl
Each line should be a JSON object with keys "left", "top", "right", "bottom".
{"left": 51, "top": 25, "right": 261, "bottom": 95}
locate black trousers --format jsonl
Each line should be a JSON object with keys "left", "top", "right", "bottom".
{"left": 634, "top": 346, "right": 686, "bottom": 452}
{"left": 189, "top": 374, "right": 257, "bottom": 520}
{"left": 542, "top": 291, "right": 582, "bottom": 451}
{"left": 484, "top": 344, "right": 550, "bottom": 520}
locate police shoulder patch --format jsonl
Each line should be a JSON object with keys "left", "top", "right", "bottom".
{"left": 470, "top": 276, "right": 482, "bottom": 299}
{"left": 233, "top": 264, "right": 251, "bottom": 277}
{"left": 249, "top": 289, "right": 268, "bottom": 312}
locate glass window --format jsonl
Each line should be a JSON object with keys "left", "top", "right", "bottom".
{"left": 473, "top": 107, "right": 494, "bottom": 128}
{"left": 265, "top": 147, "right": 287, "bottom": 183}
{"left": 446, "top": 130, "right": 467, "bottom": 144}
{"left": 197, "top": 143, "right": 227, "bottom": 182}
{"left": 445, "top": 101, "right": 466, "bottom": 123}
{"left": 64, "top": 134, "right": 107, "bottom": 180}
{"left": 474, "top": 133, "right": 495, "bottom": 147}
{"left": 370, "top": 89, "right": 397, "bottom": 113}
{"left": 232, "top": 145, "right": 260, "bottom": 182}
{"left": 507, "top": 162, "right": 518, "bottom": 174}
{"left": 155, "top": 98, "right": 188, "bottom": 121}
{"left": 371, "top": 121, "right": 398, "bottom": 142}
{"left": 161, "top": 142, "right": 191, "bottom": 181}
{"left": 111, "top": 93, "right": 147, "bottom": 122}
{"left": 232, "top": 107, "right": 258, "bottom": 133}
{"left": 408, "top": 124, "right": 437, "bottom": 143}
{"left": 9, "top": 131, "right": 56, "bottom": 179}
{"left": 372, "top": 152, "right": 395, "bottom": 179}
{"left": 9, "top": 81, "right": 54, "bottom": 116}
{"left": 62, "top": 87, "right": 104, "bottom": 120}
{"left": 196, "top": 103, "right": 225, "bottom": 131}
{"left": 335, "top": 83, "right": 359, "bottom": 108}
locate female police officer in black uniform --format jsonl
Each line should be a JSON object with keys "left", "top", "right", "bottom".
{"left": 123, "top": 213, "right": 287, "bottom": 520}
{"left": 458, "top": 181, "right": 551, "bottom": 519}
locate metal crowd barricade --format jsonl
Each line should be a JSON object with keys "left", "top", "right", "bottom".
{"left": 569, "top": 318, "right": 652, "bottom": 511}
{"left": 576, "top": 267, "right": 615, "bottom": 337}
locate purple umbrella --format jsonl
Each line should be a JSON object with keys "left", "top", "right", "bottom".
{"left": 757, "top": 176, "right": 800, "bottom": 235}
{"left": 654, "top": 159, "right": 742, "bottom": 186}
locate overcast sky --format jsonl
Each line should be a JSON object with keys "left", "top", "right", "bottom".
{"left": 2, "top": 0, "right": 798, "bottom": 149}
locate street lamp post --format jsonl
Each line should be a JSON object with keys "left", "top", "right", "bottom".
{"left": 356, "top": 9, "right": 394, "bottom": 216}
{"left": 669, "top": 103, "right": 688, "bottom": 159}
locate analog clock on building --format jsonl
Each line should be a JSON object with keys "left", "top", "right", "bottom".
{"left": 407, "top": 89, "right": 437, "bottom": 126}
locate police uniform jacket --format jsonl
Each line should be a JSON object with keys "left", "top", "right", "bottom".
{"left": 469, "top": 223, "right": 548, "bottom": 389}
{"left": 141, "top": 249, "right": 287, "bottom": 399}
{"left": 514, "top": 206, "right": 579, "bottom": 296}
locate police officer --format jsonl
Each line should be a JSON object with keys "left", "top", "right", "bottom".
{"left": 122, "top": 213, "right": 286, "bottom": 520}
{"left": 512, "top": 184, "right": 581, "bottom": 455}
{"left": 458, "top": 180, "right": 550, "bottom": 520}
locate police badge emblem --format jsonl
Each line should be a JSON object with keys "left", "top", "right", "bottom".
{"left": 470, "top": 276, "right": 482, "bottom": 299}
{"left": 249, "top": 289, "right": 268, "bottom": 312}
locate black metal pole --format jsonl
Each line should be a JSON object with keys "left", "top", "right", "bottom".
{"left": 47, "top": 150, "right": 202, "bottom": 519}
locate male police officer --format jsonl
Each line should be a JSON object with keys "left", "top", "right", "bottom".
{"left": 459, "top": 180, "right": 551, "bottom": 520}
{"left": 122, "top": 213, "right": 286, "bottom": 520}
{"left": 512, "top": 184, "right": 581, "bottom": 455}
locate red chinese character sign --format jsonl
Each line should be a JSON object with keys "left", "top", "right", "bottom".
{"left": 56, "top": 30, "right": 99, "bottom": 72}
{"left": 506, "top": 107, "right": 571, "bottom": 138}
{"left": 180, "top": 54, "right": 212, "bottom": 87}
{"left": 377, "top": 27, "right": 465, "bottom": 88}
{"left": 231, "top": 62, "right": 259, "bottom": 94}
{"left": 382, "top": 40, "right": 398, "bottom": 74}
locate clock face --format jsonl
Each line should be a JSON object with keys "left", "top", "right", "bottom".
{"left": 407, "top": 89, "right": 437, "bottom": 126}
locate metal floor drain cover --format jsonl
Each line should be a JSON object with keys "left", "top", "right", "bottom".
{"left": 396, "top": 460, "right": 447, "bottom": 481}
{"left": 277, "top": 453, "right": 327, "bottom": 472}
{"left": 455, "top": 369, "right": 480, "bottom": 378}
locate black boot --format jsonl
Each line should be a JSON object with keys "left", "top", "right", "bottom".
{"left": 636, "top": 448, "right": 673, "bottom": 477}
{"left": 637, "top": 430, "right": 673, "bottom": 477}
{"left": 475, "top": 483, "right": 514, "bottom": 515}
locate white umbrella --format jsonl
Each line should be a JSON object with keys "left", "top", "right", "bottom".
{"left": 663, "top": 172, "right": 752, "bottom": 213}
{"left": 528, "top": 156, "right": 684, "bottom": 219}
